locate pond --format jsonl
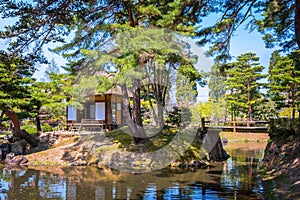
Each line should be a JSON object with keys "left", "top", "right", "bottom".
{"left": 0, "top": 142, "right": 268, "bottom": 200}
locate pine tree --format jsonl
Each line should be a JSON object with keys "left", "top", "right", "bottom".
{"left": 224, "top": 52, "right": 266, "bottom": 121}
{"left": 175, "top": 73, "right": 197, "bottom": 107}
{"left": 268, "top": 50, "right": 300, "bottom": 119}
{"left": 1, "top": 0, "right": 209, "bottom": 146}
{"left": 208, "top": 64, "right": 227, "bottom": 122}
{"left": 0, "top": 51, "right": 38, "bottom": 146}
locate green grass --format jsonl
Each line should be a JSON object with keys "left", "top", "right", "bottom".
{"left": 104, "top": 126, "right": 178, "bottom": 152}
{"left": 220, "top": 131, "right": 269, "bottom": 143}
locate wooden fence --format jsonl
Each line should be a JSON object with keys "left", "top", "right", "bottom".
{"left": 200, "top": 118, "right": 269, "bottom": 133}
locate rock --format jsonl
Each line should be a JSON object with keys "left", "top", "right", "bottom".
{"left": 5, "top": 153, "right": 15, "bottom": 163}
{"left": 10, "top": 139, "right": 27, "bottom": 155}
{"left": 221, "top": 138, "right": 228, "bottom": 146}
{"left": 70, "top": 160, "right": 87, "bottom": 166}
{"left": 5, "top": 153, "right": 28, "bottom": 165}
{"left": 0, "top": 143, "right": 11, "bottom": 160}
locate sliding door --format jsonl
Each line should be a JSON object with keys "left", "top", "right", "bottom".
{"left": 95, "top": 102, "right": 105, "bottom": 120}
{"left": 67, "top": 105, "right": 77, "bottom": 121}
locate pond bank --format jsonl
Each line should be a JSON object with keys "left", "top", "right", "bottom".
{"left": 0, "top": 142, "right": 266, "bottom": 200}
{"left": 22, "top": 128, "right": 226, "bottom": 172}
{"left": 261, "top": 119, "right": 300, "bottom": 200}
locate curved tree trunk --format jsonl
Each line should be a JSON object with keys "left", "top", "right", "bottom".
{"left": 4, "top": 110, "right": 39, "bottom": 147}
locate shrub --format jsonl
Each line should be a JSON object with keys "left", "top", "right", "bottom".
{"left": 41, "top": 123, "right": 53, "bottom": 132}
{"left": 21, "top": 125, "right": 37, "bottom": 135}
{"left": 1, "top": 121, "right": 10, "bottom": 131}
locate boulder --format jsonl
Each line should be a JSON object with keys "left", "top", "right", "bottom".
{"left": 5, "top": 153, "right": 28, "bottom": 165}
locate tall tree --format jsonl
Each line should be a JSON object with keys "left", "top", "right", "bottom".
{"left": 224, "top": 52, "right": 266, "bottom": 121}
{"left": 176, "top": 74, "right": 197, "bottom": 107}
{"left": 268, "top": 50, "right": 300, "bottom": 119}
{"left": 31, "top": 72, "right": 72, "bottom": 132}
{"left": 208, "top": 64, "right": 227, "bottom": 122}
{"left": 1, "top": 0, "right": 210, "bottom": 145}
{"left": 175, "top": 63, "right": 204, "bottom": 108}
{"left": 82, "top": 27, "right": 202, "bottom": 144}
{"left": 0, "top": 51, "right": 38, "bottom": 147}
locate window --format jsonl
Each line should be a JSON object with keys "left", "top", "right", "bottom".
{"left": 67, "top": 105, "right": 77, "bottom": 120}
{"left": 90, "top": 104, "right": 95, "bottom": 118}
{"left": 96, "top": 102, "right": 105, "bottom": 120}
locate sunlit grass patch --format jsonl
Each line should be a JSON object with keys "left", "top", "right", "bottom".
{"left": 220, "top": 131, "right": 269, "bottom": 143}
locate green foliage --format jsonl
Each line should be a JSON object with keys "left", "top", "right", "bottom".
{"left": 167, "top": 107, "right": 192, "bottom": 127}
{"left": 223, "top": 52, "right": 266, "bottom": 120}
{"left": 31, "top": 61, "right": 75, "bottom": 119}
{"left": 0, "top": 121, "right": 10, "bottom": 131}
{"left": 41, "top": 123, "right": 53, "bottom": 132}
{"left": 279, "top": 108, "right": 299, "bottom": 118}
{"left": 209, "top": 64, "right": 226, "bottom": 101}
{"left": 176, "top": 73, "right": 198, "bottom": 107}
{"left": 268, "top": 50, "right": 300, "bottom": 119}
{"left": 0, "top": 0, "right": 210, "bottom": 72}
{"left": 254, "top": 99, "right": 279, "bottom": 120}
{"left": 191, "top": 101, "right": 213, "bottom": 122}
{"left": 199, "top": 1, "right": 299, "bottom": 61}
{"left": 21, "top": 125, "right": 37, "bottom": 135}
{"left": 105, "top": 129, "right": 133, "bottom": 148}
{"left": 0, "top": 51, "right": 35, "bottom": 111}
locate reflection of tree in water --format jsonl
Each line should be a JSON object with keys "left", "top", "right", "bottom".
{"left": 0, "top": 148, "right": 264, "bottom": 200}
{"left": 0, "top": 167, "right": 65, "bottom": 200}
{"left": 0, "top": 168, "right": 41, "bottom": 199}
{"left": 221, "top": 147, "right": 265, "bottom": 199}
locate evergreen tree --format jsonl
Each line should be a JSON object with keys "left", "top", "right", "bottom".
{"left": 175, "top": 73, "right": 197, "bottom": 107}
{"left": 82, "top": 27, "right": 203, "bottom": 144}
{"left": 1, "top": 0, "right": 210, "bottom": 146}
{"left": 268, "top": 50, "right": 300, "bottom": 119}
{"left": 0, "top": 51, "right": 38, "bottom": 146}
{"left": 224, "top": 52, "right": 266, "bottom": 121}
{"left": 208, "top": 64, "right": 227, "bottom": 122}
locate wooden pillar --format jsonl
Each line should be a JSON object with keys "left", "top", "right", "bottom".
{"left": 233, "top": 119, "right": 236, "bottom": 133}
{"left": 201, "top": 118, "right": 206, "bottom": 130}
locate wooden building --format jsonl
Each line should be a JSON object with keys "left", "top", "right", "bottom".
{"left": 66, "top": 89, "right": 124, "bottom": 130}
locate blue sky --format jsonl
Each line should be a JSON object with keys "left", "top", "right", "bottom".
{"left": 191, "top": 28, "right": 273, "bottom": 102}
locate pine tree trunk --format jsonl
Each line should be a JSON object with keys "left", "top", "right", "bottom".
{"left": 122, "top": 84, "right": 148, "bottom": 145}
{"left": 132, "top": 80, "right": 149, "bottom": 145}
{"left": 36, "top": 116, "right": 42, "bottom": 132}
{"left": 247, "top": 80, "right": 253, "bottom": 122}
{"left": 291, "top": 83, "right": 296, "bottom": 120}
{"left": 4, "top": 110, "right": 39, "bottom": 147}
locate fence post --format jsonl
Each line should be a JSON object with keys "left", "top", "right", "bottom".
{"left": 233, "top": 120, "right": 236, "bottom": 133}
{"left": 201, "top": 118, "right": 206, "bottom": 130}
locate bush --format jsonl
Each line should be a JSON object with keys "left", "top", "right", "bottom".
{"left": 1, "top": 121, "right": 10, "bottom": 131}
{"left": 166, "top": 107, "right": 192, "bottom": 127}
{"left": 21, "top": 119, "right": 35, "bottom": 126}
{"left": 41, "top": 123, "right": 53, "bottom": 132}
{"left": 21, "top": 125, "right": 37, "bottom": 135}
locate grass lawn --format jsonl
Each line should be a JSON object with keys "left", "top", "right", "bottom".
{"left": 220, "top": 131, "right": 269, "bottom": 143}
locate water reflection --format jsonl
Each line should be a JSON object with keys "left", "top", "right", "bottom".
{"left": 0, "top": 142, "right": 267, "bottom": 200}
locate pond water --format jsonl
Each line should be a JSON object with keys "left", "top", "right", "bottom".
{"left": 0, "top": 142, "right": 268, "bottom": 200}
